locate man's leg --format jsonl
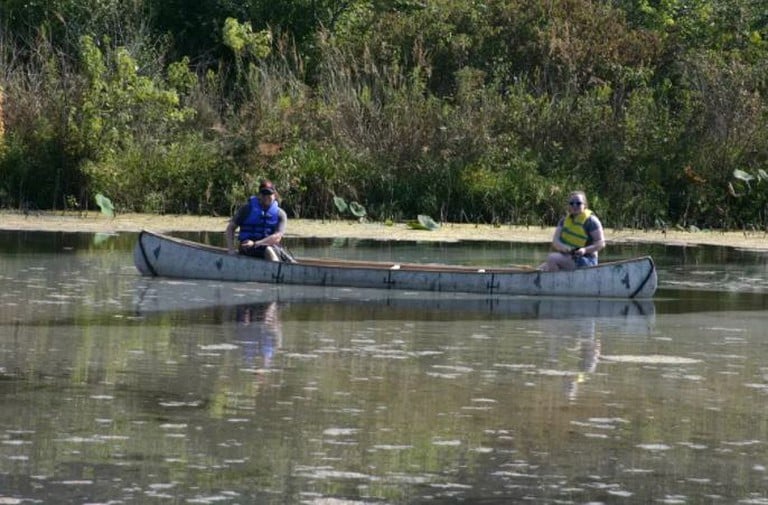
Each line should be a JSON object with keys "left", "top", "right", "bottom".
{"left": 263, "top": 246, "right": 279, "bottom": 262}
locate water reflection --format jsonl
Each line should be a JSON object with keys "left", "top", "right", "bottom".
{"left": 233, "top": 302, "right": 282, "bottom": 372}
{"left": 560, "top": 319, "right": 601, "bottom": 402}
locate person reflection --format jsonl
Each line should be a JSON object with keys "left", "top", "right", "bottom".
{"left": 561, "top": 318, "right": 601, "bottom": 401}
{"left": 235, "top": 302, "right": 283, "bottom": 373}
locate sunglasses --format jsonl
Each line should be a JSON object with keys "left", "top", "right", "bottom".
{"left": 569, "top": 200, "right": 584, "bottom": 205}
{"left": 259, "top": 190, "right": 274, "bottom": 196}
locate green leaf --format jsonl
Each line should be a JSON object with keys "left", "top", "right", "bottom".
{"left": 95, "top": 193, "right": 114, "bottom": 218}
{"left": 349, "top": 201, "right": 366, "bottom": 217}
{"left": 333, "top": 196, "right": 348, "bottom": 213}
{"left": 758, "top": 169, "right": 768, "bottom": 182}
{"left": 417, "top": 214, "right": 440, "bottom": 230}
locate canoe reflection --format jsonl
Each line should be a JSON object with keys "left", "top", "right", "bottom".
{"left": 132, "top": 279, "right": 656, "bottom": 322}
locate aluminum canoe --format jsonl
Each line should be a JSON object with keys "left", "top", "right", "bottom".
{"left": 134, "top": 230, "right": 657, "bottom": 298}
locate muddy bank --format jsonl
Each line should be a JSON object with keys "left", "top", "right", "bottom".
{"left": 1, "top": 211, "right": 766, "bottom": 251}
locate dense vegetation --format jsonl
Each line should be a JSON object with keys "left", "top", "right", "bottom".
{"left": 1, "top": 0, "right": 766, "bottom": 229}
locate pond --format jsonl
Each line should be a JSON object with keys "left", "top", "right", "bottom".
{"left": 0, "top": 230, "right": 767, "bottom": 504}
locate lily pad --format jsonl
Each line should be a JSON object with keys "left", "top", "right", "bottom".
{"left": 417, "top": 214, "right": 440, "bottom": 230}
{"left": 349, "top": 201, "right": 366, "bottom": 217}
{"left": 406, "top": 215, "right": 440, "bottom": 231}
{"left": 333, "top": 196, "right": 348, "bottom": 213}
{"left": 95, "top": 193, "right": 114, "bottom": 218}
{"left": 733, "top": 168, "right": 754, "bottom": 182}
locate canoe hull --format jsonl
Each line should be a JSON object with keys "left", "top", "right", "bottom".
{"left": 134, "top": 230, "right": 657, "bottom": 298}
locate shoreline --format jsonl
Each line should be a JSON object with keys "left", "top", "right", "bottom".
{"left": 1, "top": 211, "right": 767, "bottom": 251}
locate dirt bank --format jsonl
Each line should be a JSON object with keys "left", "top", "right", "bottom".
{"left": 1, "top": 211, "right": 767, "bottom": 251}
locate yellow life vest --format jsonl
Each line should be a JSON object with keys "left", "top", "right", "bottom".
{"left": 559, "top": 209, "right": 593, "bottom": 249}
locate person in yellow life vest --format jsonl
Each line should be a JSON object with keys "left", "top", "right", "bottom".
{"left": 539, "top": 191, "right": 605, "bottom": 272}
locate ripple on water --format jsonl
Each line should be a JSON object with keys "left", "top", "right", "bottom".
{"left": 302, "top": 497, "right": 378, "bottom": 505}
{"left": 323, "top": 428, "right": 359, "bottom": 436}
{"left": 293, "top": 466, "right": 371, "bottom": 480}
{"left": 602, "top": 355, "right": 701, "bottom": 364}
{"left": 637, "top": 443, "right": 672, "bottom": 451}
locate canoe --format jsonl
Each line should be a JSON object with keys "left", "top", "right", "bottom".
{"left": 133, "top": 230, "right": 658, "bottom": 298}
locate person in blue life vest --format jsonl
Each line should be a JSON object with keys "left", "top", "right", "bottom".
{"left": 226, "top": 179, "right": 290, "bottom": 261}
{"left": 538, "top": 190, "right": 605, "bottom": 272}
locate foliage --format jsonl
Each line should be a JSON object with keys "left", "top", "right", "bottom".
{"left": 222, "top": 18, "right": 272, "bottom": 59}
{"left": 1, "top": 0, "right": 768, "bottom": 230}
{"left": 84, "top": 132, "right": 231, "bottom": 214}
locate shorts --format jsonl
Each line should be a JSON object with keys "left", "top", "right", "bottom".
{"left": 239, "top": 244, "right": 270, "bottom": 258}
{"left": 239, "top": 243, "right": 297, "bottom": 263}
{"left": 574, "top": 255, "right": 598, "bottom": 268}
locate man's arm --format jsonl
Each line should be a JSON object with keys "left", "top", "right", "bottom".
{"left": 225, "top": 205, "right": 249, "bottom": 254}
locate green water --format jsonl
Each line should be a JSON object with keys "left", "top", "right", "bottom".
{"left": 0, "top": 231, "right": 766, "bottom": 504}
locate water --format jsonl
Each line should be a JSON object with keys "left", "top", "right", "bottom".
{"left": 0, "top": 230, "right": 767, "bottom": 504}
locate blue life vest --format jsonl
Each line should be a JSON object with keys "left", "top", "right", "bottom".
{"left": 238, "top": 197, "right": 279, "bottom": 242}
